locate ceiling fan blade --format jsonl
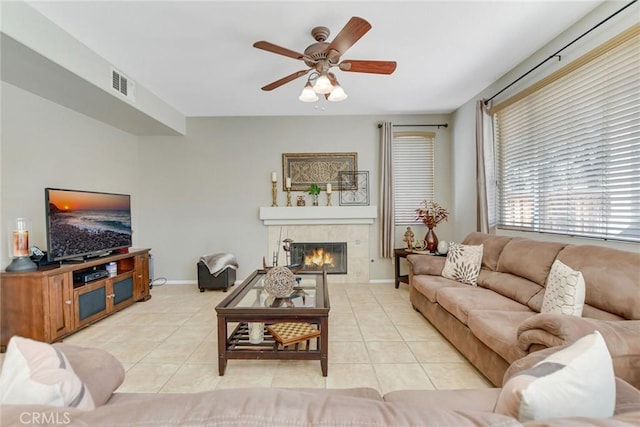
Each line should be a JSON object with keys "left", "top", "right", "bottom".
{"left": 261, "top": 69, "right": 311, "bottom": 91}
{"left": 253, "top": 41, "right": 308, "bottom": 61}
{"left": 338, "top": 60, "right": 397, "bottom": 74}
{"left": 326, "top": 17, "right": 371, "bottom": 61}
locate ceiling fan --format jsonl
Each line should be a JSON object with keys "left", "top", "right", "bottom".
{"left": 253, "top": 16, "right": 397, "bottom": 102}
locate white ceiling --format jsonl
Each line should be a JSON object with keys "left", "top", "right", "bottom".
{"left": 26, "top": 1, "right": 603, "bottom": 117}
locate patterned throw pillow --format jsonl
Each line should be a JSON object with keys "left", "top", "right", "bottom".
{"left": 541, "top": 260, "right": 585, "bottom": 316}
{"left": 441, "top": 242, "right": 483, "bottom": 286}
{"left": 0, "top": 336, "right": 95, "bottom": 409}
{"left": 495, "top": 331, "right": 615, "bottom": 422}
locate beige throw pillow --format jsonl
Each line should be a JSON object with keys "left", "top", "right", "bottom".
{"left": 442, "top": 242, "right": 483, "bottom": 286}
{"left": 541, "top": 259, "right": 586, "bottom": 316}
{"left": 495, "top": 331, "right": 615, "bottom": 422}
{"left": 0, "top": 336, "right": 95, "bottom": 409}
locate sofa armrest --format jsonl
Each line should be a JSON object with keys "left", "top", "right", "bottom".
{"left": 406, "top": 254, "right": 446, "bottom": 276}
{"left": 517, "top": 314, "right": 640, "bottom": 355}
{"left": 517, "top": 314, "right": 640, "bottom": 388}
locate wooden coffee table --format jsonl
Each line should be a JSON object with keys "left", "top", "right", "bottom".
{"left": 215, "top": 269, "right": 330, "bottom": 376}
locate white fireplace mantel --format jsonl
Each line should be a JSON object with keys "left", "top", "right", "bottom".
{"left": 259, "top": 206, "right": 377, "bottom": 225}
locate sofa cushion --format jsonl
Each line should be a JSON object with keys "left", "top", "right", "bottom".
{"left": 384, "top": 388, "right": 502, "bottom": 411}
{"left": 54, "top": 343, "right": 125, "bottom": 406}
{"left": 581, "top": 305, "right": 625, "bottom": 321}
{"left": 0, "top": 337, "right": 95, "bottom": 410}
{"left": 495, "top": 331, "right": 615, "bottom": 422}
{"left": 541, "top": 260, "right": 586, "bottom": 316}
{"left": 477, "top": 270, "right": 543, "bottom": 308}
{"left": 497, "top": 239, "right": 565, "bottom": 286}
{"left": 556, "top": 245, "right": 640, "bottom": 320}
{"left": 0, "top": 387, "right": 524, "bottom": 427}
{"left": 442, "top": 242, "right": 483, "bottom": 286}
{"left": 436, "top": 287, "right": 532, "bottom": 325}
{"left": 462, "top": 232, "right": 512, "bottom": 271}
{"left": 467, "top": 310, "right": 534, "bottom": 364}
{"left": 107, "top": 387, "right": 384, "bottom": 406}
{"left": 411, "top": 274, "right": 465, "bottom": 303}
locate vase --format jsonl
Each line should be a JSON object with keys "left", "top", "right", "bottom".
{"left": 248, "top": 322, "right": 264, "bottom": 344}
{"left": 425, "top": 228, "right": 438, "bottom": 253}
{"left": 311, "top": 194, "right": 319, "bottom": 206}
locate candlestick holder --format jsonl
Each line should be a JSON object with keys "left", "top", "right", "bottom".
{"left": 271, "top": 182, "right": 278, "bottom": 207}
{"left": 326, "top": 192, "right": 332, "bottom": 206}
{"left": 286, "top": 188, "right": 292, "bottom": 206}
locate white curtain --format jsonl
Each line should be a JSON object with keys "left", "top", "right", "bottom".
{"left": 476, "top": 100, "right": 495, "bottom": 234}
{"left": 379, "top": 122, "right": 394, "bottom": 258}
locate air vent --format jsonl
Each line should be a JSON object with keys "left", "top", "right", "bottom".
{"left": 111, "top": 68, "right": 136, "bottom": 101}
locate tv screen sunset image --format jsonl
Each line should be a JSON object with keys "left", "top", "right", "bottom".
{"left": 46, "top": 189, "right": 132, "bottom": 260}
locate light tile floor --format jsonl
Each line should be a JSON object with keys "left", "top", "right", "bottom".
{"left": 60, "top": 281, "right": 491, "bottom": 394}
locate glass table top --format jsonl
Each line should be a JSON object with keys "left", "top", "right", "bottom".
{"left": 236, "top": 272, "right": 320, "bottom": 308}
{"left": 218, "top": 270, "right": 327, "bottom": 311}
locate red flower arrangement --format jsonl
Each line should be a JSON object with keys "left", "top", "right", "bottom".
{"left": 416, "top": 201, "right": 449, "bottom": 229}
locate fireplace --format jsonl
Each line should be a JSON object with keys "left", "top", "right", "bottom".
{"left": 289, "top": 242, "right": 347, "bottom": 274}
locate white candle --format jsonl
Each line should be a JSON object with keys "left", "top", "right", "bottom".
{"left": 326, "top": 183, "right": 332, "bottom": 194}
{"left": 286, "top": 177, "right": 291, "bottom": 188}
{"left": 271, "top": 172, "right": 277, "bottom": 182}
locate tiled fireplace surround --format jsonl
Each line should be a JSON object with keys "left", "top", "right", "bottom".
{"left": 260, "top": 206, "right": 377, "bottom": 283}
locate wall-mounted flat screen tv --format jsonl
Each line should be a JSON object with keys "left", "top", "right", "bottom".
{"left": 45, "top": 188, "right": 132, "bottom": 261}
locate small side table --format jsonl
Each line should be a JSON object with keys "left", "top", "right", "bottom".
{"left": 394, "top": 248, "right": 413, "bottom": 289}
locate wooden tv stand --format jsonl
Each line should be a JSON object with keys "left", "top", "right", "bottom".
{"left": 0, "top": 248, "right": 151, "bottom": 352}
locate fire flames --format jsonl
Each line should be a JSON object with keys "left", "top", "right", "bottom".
{"left": 304, "top": 248, "right": 335, "bottom": 268}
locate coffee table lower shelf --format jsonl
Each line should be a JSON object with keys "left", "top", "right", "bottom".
{"left": 218, "top": 322, "right": 327, "bottom": 376}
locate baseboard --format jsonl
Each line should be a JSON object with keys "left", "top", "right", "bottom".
{"left": 164, "top": 280, "right": 197, "bottom": 285}
{"left": 369, "top": 279, "right": 394, "bottom": 284}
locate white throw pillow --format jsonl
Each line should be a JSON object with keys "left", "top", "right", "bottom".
{"left": 441, "top": 242, "right": 483, "bottom": 286}
{"left": 541, "top": 259, "right": 586, "bottom": 316}
{"left": 495, "top": 331, "right": 615, "bottom": 422}
{"left": 0, "top": 336, "right": 95, "bottom": 409}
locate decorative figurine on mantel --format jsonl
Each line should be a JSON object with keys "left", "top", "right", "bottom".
{"left": 404, "top": 226, "right": 414, "bottom": 250}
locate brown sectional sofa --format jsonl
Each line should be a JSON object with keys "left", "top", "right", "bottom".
{"left": 2, "top": 343, "right": 639, "bottom": 426}
{"left": 407, "top": 232, "right": 640, "bottom": 387}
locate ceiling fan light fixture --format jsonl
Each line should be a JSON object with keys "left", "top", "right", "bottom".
{"left": 327, "top": 84, "right": 348, "bottom": 102}
{"left": 299, "top": 81, "right": 319, "bottom": 102}
{"left": 313, "top": 73, "right": 334, "bottom": 94}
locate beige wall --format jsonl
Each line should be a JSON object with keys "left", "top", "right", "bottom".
{"left": 136, "top": 115, "right": 452, "bottom": 282}
{"left": 0, "top": 82, "right": 141, "bottom": 266}
{"left": 0, "top": 88, "right": 453, "bottom": 281}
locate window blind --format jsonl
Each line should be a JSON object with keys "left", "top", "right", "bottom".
{"left": 494, "top": 30, "right": 640, "bottom": 242}
{"left": 393, "top": 133, "right": 435, "bottom": 224}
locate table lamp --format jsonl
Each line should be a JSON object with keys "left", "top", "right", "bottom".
{"left": 6, "top": 218, "right": 38, "bottom": 272}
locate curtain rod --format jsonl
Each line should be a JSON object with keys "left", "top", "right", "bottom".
{"left": 484, "top": 0, "right": 637, "bottom": 105}
{"left": 377, "top": 123, "right": 448, "bottom": 129}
